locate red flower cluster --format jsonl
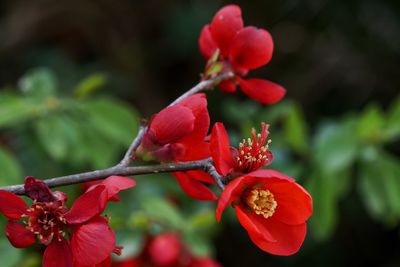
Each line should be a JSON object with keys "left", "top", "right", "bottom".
{"left": 199, "top": 5, "right": 286, "bottom": 104}
{"left": 139, "top": 94, "right": 217, "bottom": 201}
{"left": 0, "top": 176, "right": 136, "bottom": 267}
{"left": 210, "top": 123, "right": 312, "bottom": 255}
{"left": 112, "top": 232, "right": 220, "bottom": 267}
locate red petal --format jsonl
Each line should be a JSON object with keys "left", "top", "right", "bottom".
{"left": 261, "top": 178, "right": 312, "bottom": 225}
{"left": 43, "top": 239, "right": 73, "bottom": 267}
{"left": 6, "top": 221, "right": 35, "bottom": 248}
{"left": 24, "top": 176, "right": 54, "bottom": 202}
{"left": 247, "top": 169, "right": 294, "bottom": 182}
{"left": 238, "top": 78, "right": 286, "bottom": 105}
{"left": 186, "top": 170, "right": 215, "bottom": 184}
{"left": 148, "top": 233, "right": 181, "bottom": 266}
{"left": 235, "top": 206, "right": 276, "bottom": 242}
{"left": 65, "top": 185, "right": 107, "bottom": 224}
{"left": 210, "top": 123, "right": 235, "bottom": 176}
{"left": 173, "top": 172, "right": 216, "bottom": 201}
{"left": 199, "top": 25, "right": 218, "bottom": 59}
{"left": 112, "top": 259, "right": 140, "bottom": 267}
{"left": 149, "top": 105, "right": 195, "bottom": 145}
{"left": 178, "top": 94, "right": 210, "bottom": 146}
{"left": 218, "top": 80, "right": 237, "bottom": 93}
{"left": 0, "top": 190, "right": 28, "bottom": 219}
{"left": 248, "top": 217, "right": 307, "bottom": 256}
{"left": 71, "top": 216, "right": 115, "bottom": 266}
{"left": 229, "top": 27, "right": 273, "bottom": 71}
{"left": 216, "top": 176, "right": 246, "bottom": 222}
{"left": 175, "top": 142, "right": 210, "bottom": 161}
{"left": 209, "top": 5, "right": 244, "bottom": 57}
{"left": 101, "top": 176, "right": 136, "bottom": 200}
{"left": 189, "top": 257, "right": 221, "bottom": 267}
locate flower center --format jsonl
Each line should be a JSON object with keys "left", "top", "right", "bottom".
{"left": 236, "top": 123, "right": 272, "bottom": 173}
{"left": 245, "top": 189, "right": 277, "bottom": 219}
{"left": 25, "top": 201, "right": 67, "bottom": 245}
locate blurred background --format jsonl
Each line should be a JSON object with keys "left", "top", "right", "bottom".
{"left": 0, "top": 0, "right": 399, "bottom": 266}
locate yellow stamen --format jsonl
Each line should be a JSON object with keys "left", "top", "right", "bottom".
{"left": 245, "top": 189, "right": 277, "bottom": 219}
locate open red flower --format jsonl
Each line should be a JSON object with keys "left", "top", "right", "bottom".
{"left": 0, "top": 176, "right": 136, "bottom": 267}
{"left": 210, "top": 122, "right": 273, "bottom": 176}
{"left": 199, "top": 5, "right": 286, "bottom": 104}
{"left": 216, "top": 170, "right": 312, "bottom": 255}
{"left": 139, "top": 93, "right": 216, "bottom": 201}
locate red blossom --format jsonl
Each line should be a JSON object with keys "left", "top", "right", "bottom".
{"left": 210, "top": 122, "right": 273, "bottom": 176}
{"left": 216, "top": 170, "right": 312, "bottom": 256}
{"left": 139, "top": 94, "right": 216, "bottom": 201}
{"left": 199, "top": 5, "right": 286, "bottom": 104}
{"left": 112, "top": 232, "right": 221, "bottom": 267}
{"left": 0, "top": 176, "right": 136, "bottom": 267}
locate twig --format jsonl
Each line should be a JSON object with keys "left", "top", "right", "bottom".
{"left": 117, "top": 124, "right": 147, "bottom": 167}
{"left": 0, "top": 159, "right": 218, "bottom": 195}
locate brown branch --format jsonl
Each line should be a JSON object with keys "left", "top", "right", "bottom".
{"left": 0, "top": 159, "right": 215, "bottom": 195}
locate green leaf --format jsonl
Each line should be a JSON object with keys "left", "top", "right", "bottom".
{"left": 313, "top": 117, "right": 359, "bottom": 172}
{"left": 140, "top": 197, "right": 185, "bottom": 229}
{"left": 115, "top": 230, "right": 144, "bottom": 259}
{"left": 183, "top": 232, "right": 213, "bottom": 257}
{"left": 84, "top": 98, "right": 139, "bottom": 146}
{"left": 34, "top": 115, "right": 72, "bottom": 161}
{"left": 0, "top": 147, "right": 23, "bottom": 185}
{"left": 357, "top": 104, "right": 385, "bottom": 143}
{"left": 0, "top": 93, "right": 41, "bottom": 128}
{"left": 74, "top": 73, "right": 108, "bottom": 99}
{"left": 384, "top": 96, "right": 400, "bottom": 140}
{"left": 0, "top": 238, "right": 22, "bottom": 267}
{"left": 283, "top": 103, "right": 309, "bottom": 154}
{"left": 18, "top": 68, "right": 57, "bottom": 98}
{"left": 307, "top": 168, "right": 350, "bottom": 241}
{"left": 358, "top": 150, "right": 400, "bottom": 224}
{"left": 186, "top": 210, "right": 215, "bottom": 234}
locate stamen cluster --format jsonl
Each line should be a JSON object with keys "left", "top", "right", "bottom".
{"left": 245, "top": 189, "right": 277, "bottom": 219}
{"left": 25, "top": 200, "right": 67, "bottom": 245}
{"left": 236, "top": 123, "right": 272, "bottom": 173}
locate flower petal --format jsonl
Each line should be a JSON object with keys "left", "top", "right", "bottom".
{"left": 24, "top": 176, "right": 54, "bottom": 202}
{"left": 238, "top": 78, "right": 286, "bottom": 105}
{"left": 0, "top": 190, "right": 28, "bottom": 219}
{"left": 65, "top": 185, "right": 107, "bottom": 224}
{"left": 248, "top": 218, "right": 307, "bottom": 256}
{"left": 6, "top": 221, "right": 35, "bottom": 248}
{"left": 199, "top": 25, "right": 218, "bottom": 59}
{"left": 148, "top": 105, "right": 195, "bottom": 145}
{"left": 173, "top": 172, "right": 216, "bottom": 201}
{"left": 209, "top": 5, "right": 244, "bottom": 57}
{"left": 218, "top": 80, "right": 237, "bottom": 93}
{"left": 185, "top": 170, "right": 215, "bottom": 184}
{"left": 210, "top": 123, "right": 235, "bottom": 176}
{"left": 263, "top": 178, "right": 312, "bottom": 225}
{"left": 71, "top": 216, "right": 115, "bottom": 266}
{"left": 235, "top": 206, "right": 276, "bottom": 242}
{"left": 177, "top": 94, "right": 210, "bottom": 146}
{"left": 216, "top": 177, "right": 247, "bottom": 222}
{"left": 101, "top": 176, "right": 136, "bottom": 201}
{"left": 229, "top": 26, "right": 273, "bottom": 71}
{"left": 43, "top": 239, "right": 73, "bottom": 267}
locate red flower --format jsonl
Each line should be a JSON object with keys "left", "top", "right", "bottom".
{"left": 112, "top": 232, "right": 222, "bottom": 267}
{"left": 210, "top": 122, "right": 273, "bottom": 176}
{"left": 0, "top": 176, "right": 136, "bottom": 267}
{"left": 148, "top": 232, "right": 181, "bottom": 267}
{"left": 216, "top": 170, "right": 312, "bottom": 255}
{"left": 199, "top": 5, "right": 286, "bottom": 104}
{"left": 187, "top": 257, "right": 221, "bottom": 267}
{"left": 140, "top": 94, "right": 216, "bottom": 201}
